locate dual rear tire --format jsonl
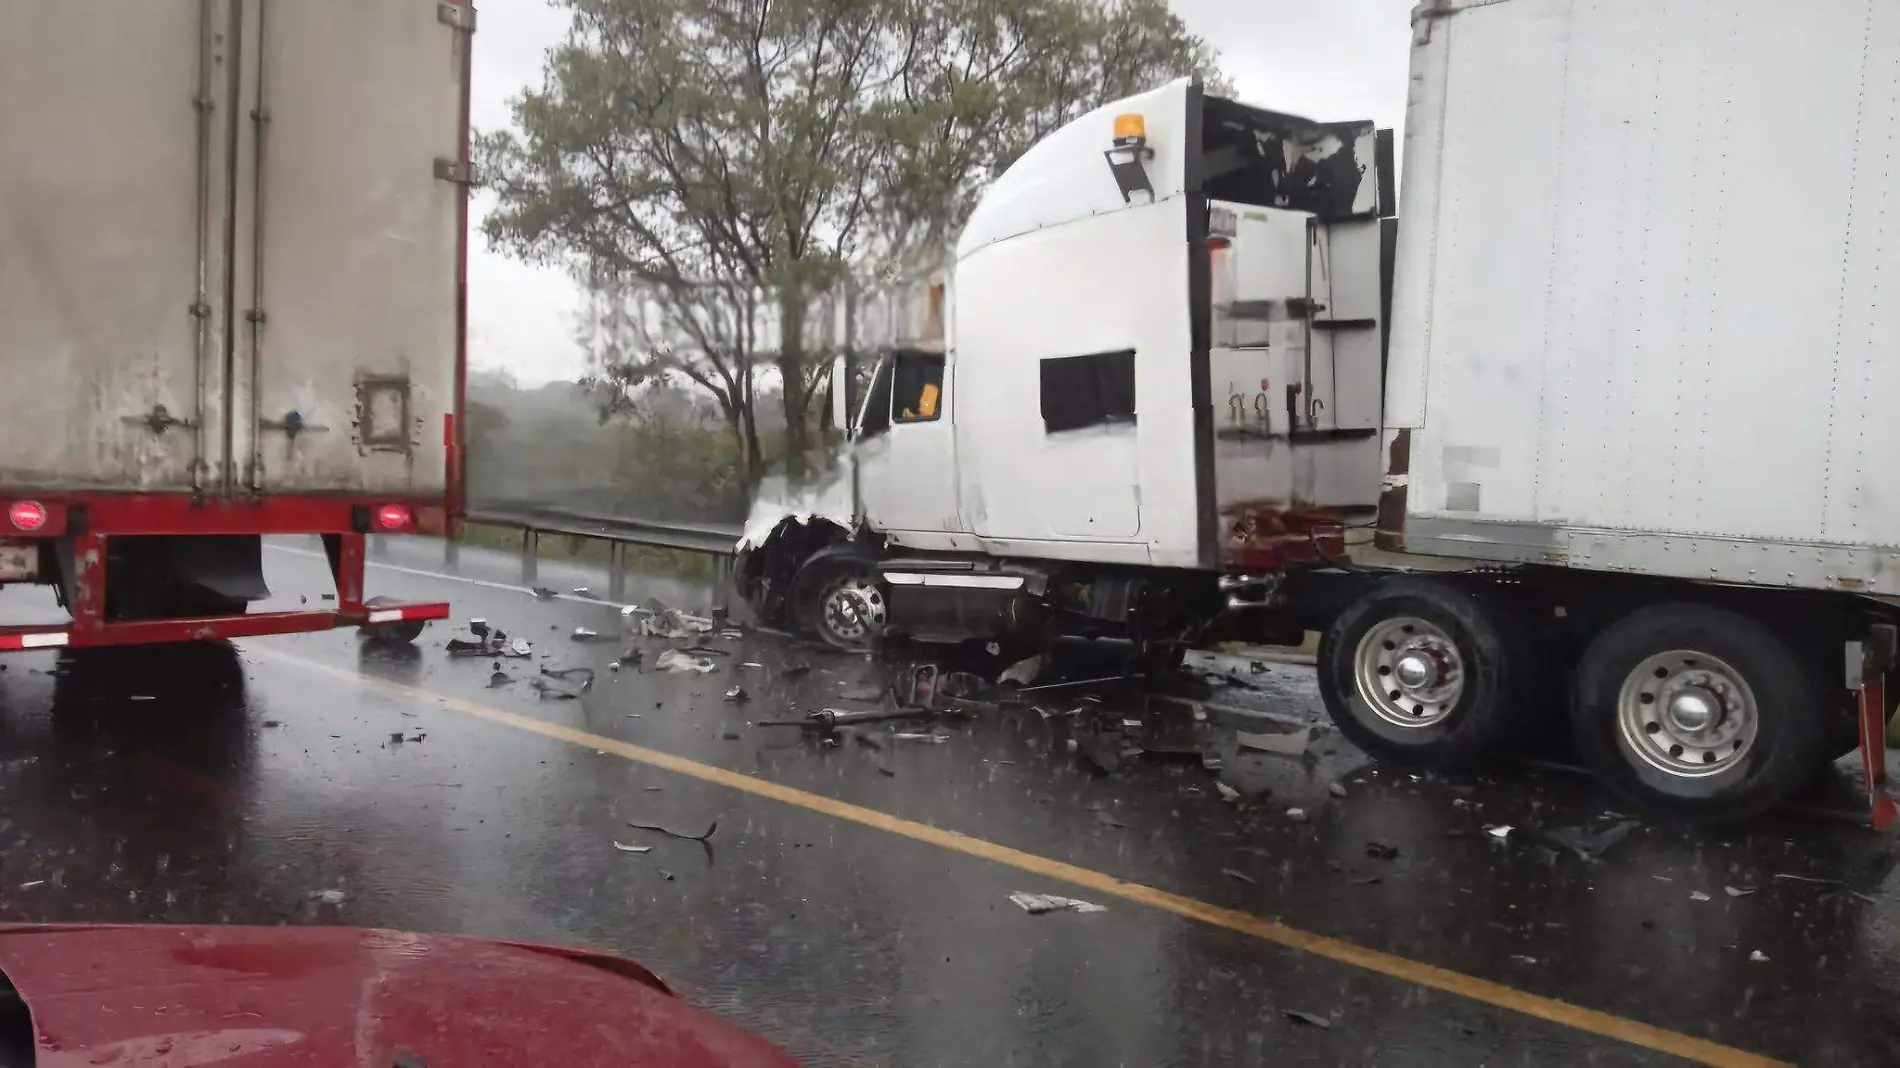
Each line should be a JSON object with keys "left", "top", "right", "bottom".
{"left": 1318, "top": 579, "right": 1834, "bottom": 823}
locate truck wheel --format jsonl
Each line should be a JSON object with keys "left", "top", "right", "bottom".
{"left": 1569, "top": 603, "right": 1828, "bottom": 823}
{"left": 791, "top": 551, "right": 887, "bottom": 652}
{"left": 1317, "top": 577, "right": 1526, "bottom": 770}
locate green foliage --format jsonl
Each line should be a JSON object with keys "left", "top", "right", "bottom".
{"left": 479, "top": 0, "right": 1226, "bottom": 480}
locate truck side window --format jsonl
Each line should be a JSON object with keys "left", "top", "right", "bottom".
{"left": 891, "top": 351, "right": 946, "bottom": 424}
{"left": 1040, "top": 350, "right": 1136, "bottom": 433}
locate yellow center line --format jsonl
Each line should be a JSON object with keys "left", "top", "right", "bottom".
{"left": 252, "top": 645, "right": 1788, "bottom": 1068}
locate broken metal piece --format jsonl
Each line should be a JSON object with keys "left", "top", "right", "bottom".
{"left": 1281, "top": 1009, "right": 1331, "bottom": 1029}
{"left": 625, "top": 819, "right": 718, "bottom": 842}
{"left": 1008, "top": 891, "right": 1106, "bottom": 915}
{"left": 611, "top": 841, "right": 651, "bottom": 854}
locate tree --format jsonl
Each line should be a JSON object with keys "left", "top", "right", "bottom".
{"left": 479, "top": 0, "right": 1224, "bottom": 483}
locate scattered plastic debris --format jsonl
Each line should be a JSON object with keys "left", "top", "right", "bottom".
{"left": 1216, "top": 782, "right": 1242, "bottom": 803}
{"left": 724, "top": 686, "right": 749, "bottom": 703}
{"left": 18, "top": 881, "right": 42, "bottom": 890}
{"left": 261, "top": 720, "right": 282, "bottom": 728}
{"left": 531, "top": 586, "right": 558, "bottom": 599}
{"left": 313, "top": 889, "right": 346, "bottom": 905}
{"left": 1772, "top": 873, "right": 1844, "bottom": 886}
{"left": 507, "top": 639, "right": 533, "bottom": 658}
{"left": 1484, "top": 825, "right": 1513, "bottom": 841}
{"left": 838, "top": 681, "right": 886, "bottom": 702}
{"left": 1221, "top": 868, "right": 1257, "bottom": 885}
{"left": 1285, "top": 807, "right": 1308, "bottom": 822}
{"left": 1281, "top": 1009, "right": 1331, "bottom": 1029}
{"left": 997, "top": 655, "right": 1044, "bottom": 687}
{"left": 1329, "top": 782, "right": 1348, "bottom": 798}
{"left": 1008, "top": 891, "right": 1107, "bottom": 915}
{"left": 130, "top": 695, "right": 155, "bottom": 702}
{"left": 761, "top": 707, "right": 927, "bottom": 730}
{"left": 1236, "top": 725, "right": 1312, "bottom": 756}
{"left": 654, "top": 649, "right": 717, "bottom": 674}
{"left": 1365, "top": 841, "right": 1399, "bottom": 861}
{"left": 625, "top": 819, "right": 718, "bottom": 842}
{"left": 571, "top": 626, "right": 603, "bottom": 642}
{"left": 571, "top": 586, "right": 592, "bottom": 597}
{"left": 487, "top": 669, "right": 513, "bottom": 687}
{"left": 1725, "top": 885, "right": 1756, "bottom": 898}
{"left": 893, "top": 732, "right": 950, "bottom": 743}
{"left": 658, "top": 869, "right": 676, "bottom": 881}
{"left": 1690, "top": 891, "right": 1711, "bottom": 902}
{"left": 637, "top": 600, "right": 717, "bottom": 639}
{"left": 1511, "top": 955, "right": 1538, "bottom": 966}
{"left": 1750, "top": 950, "right": 1769, "bottom": 962}
{"left": 611, "top": 841, "right": 651, "bottom": 854}
{"left": 1529, "top": 819, "right": 1637, "bottom": 863}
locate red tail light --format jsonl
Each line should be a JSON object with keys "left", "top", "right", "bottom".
{"left": 376, "top": 504, "right": 413, "bottom": 531}
{"left": 7, "top": 500, "right": 47, "bottom": 532}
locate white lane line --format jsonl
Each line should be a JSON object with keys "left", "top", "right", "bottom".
{"left": 263, "top": 544, "right": 616, "bottom": 606}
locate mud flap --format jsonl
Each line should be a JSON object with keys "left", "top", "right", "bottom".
{"left": 166, "top": 535, "right": 270, "bottom": 602}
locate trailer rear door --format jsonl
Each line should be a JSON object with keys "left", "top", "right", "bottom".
{"left": 231, "top": 0, "right": 468, "bottom": 497}
{"left": 0, "top": 0, "right": 231, "bottom": 493}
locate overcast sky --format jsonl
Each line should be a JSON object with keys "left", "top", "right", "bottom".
{"left": 467, "top": 0, "right": 1418, "bottom": 384}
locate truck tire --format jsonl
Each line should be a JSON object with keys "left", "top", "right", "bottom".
{"left": 1317, "top": 577, "right": 1527, "bottom": 770}
{"left": 1569, "top": 603, "right": 1829, "bottom": 823}
{"left": 790, "top": 548, "right": 888, "bottom": 652}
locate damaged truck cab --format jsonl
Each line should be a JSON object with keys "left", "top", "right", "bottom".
{"left": 739, "top": 77, "right": 1391, "bottom": 659}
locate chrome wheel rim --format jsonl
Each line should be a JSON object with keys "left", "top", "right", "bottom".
{"left": 1616, "top": 650, "right": 1758, "bottom": 778}
{"left": 820, "top": 574, "right": 886, "bottom": 644}
{"left": 1353, "top": 616, "right": 1465, "bottom": 728}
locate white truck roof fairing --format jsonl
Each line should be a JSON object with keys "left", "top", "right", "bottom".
{"left": 955, "top": 80, "right": 1195, "bottom": 262}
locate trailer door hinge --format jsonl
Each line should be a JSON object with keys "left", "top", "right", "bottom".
{"left": 437, "top": 1, "right": 476, "bottom": 32}
{"left": 434, "top": 158, "right": 474, "bottom": 185}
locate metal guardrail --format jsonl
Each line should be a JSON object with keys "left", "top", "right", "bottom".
{"left": 455, "top": 503, "right": 743, "bottom": 603}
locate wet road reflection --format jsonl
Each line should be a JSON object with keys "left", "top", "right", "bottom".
{"left": 0, "top": 538, "right": 1895, "bottom": 1065}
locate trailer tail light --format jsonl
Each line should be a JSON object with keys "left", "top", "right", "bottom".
{"left": 375, "top": 504, "right": 413, "bottom": 531}
{"left": 7, "top": 501, "right": 47, "bottom": 533}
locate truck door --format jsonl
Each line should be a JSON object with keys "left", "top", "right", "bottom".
{"left": 231, "top": 0, "right": 468, "bottom": 496}
{"left": 856, "top": 349, "right": 965, "bottom": 539}
{"left": 0, "top": 0, "right": 234, "bottom": 492}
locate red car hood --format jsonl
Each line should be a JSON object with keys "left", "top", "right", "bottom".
{"left": 0, "top": 924, "right": 798, "bottom": 1067}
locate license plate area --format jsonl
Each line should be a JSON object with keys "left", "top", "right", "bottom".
{"left": 0, "top": 542, "right": 40, "bottom": 582}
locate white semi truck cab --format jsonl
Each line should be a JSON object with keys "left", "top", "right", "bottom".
{"left": 741, "top": 78, "right": 1392, "bottom": 656}
{"left": 742, "top": 0, "right": 1900, "bottom": 826}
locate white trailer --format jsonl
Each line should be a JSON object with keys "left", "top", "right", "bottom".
{"left": 0, "top": 0, "right": 473, "bottom": 648}
{"left": 739, "top": 0, "right": 1900, "bottom": 823}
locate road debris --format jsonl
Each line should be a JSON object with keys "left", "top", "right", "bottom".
{"left": 1484, "top": 824, "right": 1513, "bottom": 841}
{"left": 837, "top": 681, "right": 886, "bottom": 702}
{"left": 313, "top": 889, "right": 346, "bottom": 905}
{"left": 1236, "top": 725, "right": 1312, "bottom": 756}
{"left": 469, "top": 619, "right": 490, "bottom": 637}
{"left": 997, "top": 656, "right": 1044, "bottom": 686}
{"left": 1285, "top": 807, "right": 1308, "bottom": 822}
{"left": 487, "top": 669, "right": 513, "bottom": 688}
{"left": 724, "top": 685, "right": 749, "bottom": 703}
{"left": 571, "top": 586, "right": 593, "bottom": 597}
{"left": 611, "top": 841, "right": 651, "bottom": 853}
{"left": 1528, "top": 819, "right": 1637, "bottom": 863}
{"left": 1511, "top": 955, "right": 1538, "bottom": 966}
{"left": 1772, "top": 873, "right": 1844, "bottom": 886}
{"left": 1216, "top": 782, "right": 1242, "bottom": 803}
{"left": 625, "top": 819, "right": 719, "bottom": 842}
{"left": 571, "top": 626, "right": 605, "bottom": 642}
{"left": 1329, "top": 781, "right": 1348, "bottom": 798}
{"left": 18, "top": 881, "right": 42, "bottom": 890}
{"left": 1008, "top": 891, "right": 1106, "bottom": 915}
{"left": 1221, "top": 868, "right": 1257, "bottom": 885}
{"left": 1690, "top": 891, "right": 1711, "bottom": 902}
{"left": 1750, "top": 950, "right": 1770, "bottom": 962}
{"left": 654, "top": 649, "right": 717, "bottom": 674}
{"left": 659, "top": 869, "right": 676, "bottom": 881}
{"left": 1365, "top": 841, "right": 1399, "bottom": 861}
{"left": 636, "top": 601, "right": 717, "bottom": 639}
{"left": 1281, "top": 1009, "right": 1331, "bottom": 1029}
{"left": 261, "top": 720, "right": 282, "bottom": 728}
{"left": 531, "top": 586, "right": 558, "bottom": 599}
{"left": 1725, "top": 885, "right": 1756, "bottom": 898}
{"left": 761, "top": 707, "right": 928, "bottom": 731}
{"left": 892, "top": 731, "right": 950, "bottom": 743}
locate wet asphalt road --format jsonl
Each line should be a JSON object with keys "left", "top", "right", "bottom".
{"left": 1, "top": 538, "right": 1898, "bottom": 1066}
